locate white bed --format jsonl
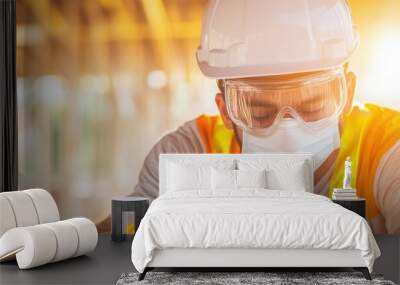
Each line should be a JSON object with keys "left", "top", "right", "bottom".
{"left": 131, "top": 154, "right": 380, "bottom": 280}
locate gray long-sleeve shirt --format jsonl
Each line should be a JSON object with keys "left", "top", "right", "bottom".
{"left": 131, "top": 119, "right": 205, "bottom": 200}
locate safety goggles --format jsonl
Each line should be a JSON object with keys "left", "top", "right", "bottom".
{"left": 224, "top": 67, "right": 347, "bottom": 132}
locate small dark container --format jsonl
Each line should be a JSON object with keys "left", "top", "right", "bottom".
{"left": 111, "top": 197, "right": 149, "bottom": 242}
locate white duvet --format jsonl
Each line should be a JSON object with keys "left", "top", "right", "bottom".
{"left": 131, "top": 190, "right": 380, "bottom": 273}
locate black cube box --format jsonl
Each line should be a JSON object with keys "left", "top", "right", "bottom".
{"left": 111, "top": 197, "right": 149, "bottom": 242}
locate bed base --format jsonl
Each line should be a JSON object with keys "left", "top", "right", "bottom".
{"left": 137, "top": 248, "right": 372, "bottom": 281}
{"left": 138, "top": 267, "right": 371, "bottom": 281}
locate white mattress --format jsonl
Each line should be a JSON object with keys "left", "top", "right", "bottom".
{"left": 131, "top": 190, "right": 380, "bottom": 273}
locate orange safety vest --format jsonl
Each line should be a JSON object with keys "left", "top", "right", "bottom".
{"left": 196, "top": 103, "right": 400, "bottom": 221}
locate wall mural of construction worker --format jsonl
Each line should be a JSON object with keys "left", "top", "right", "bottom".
{"left": 98, "top": 0, "right": 400, "bottom": 235}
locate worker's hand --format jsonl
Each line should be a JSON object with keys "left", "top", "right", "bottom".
{"left": 96, "top": 216, "right": 111, "bottom": 233}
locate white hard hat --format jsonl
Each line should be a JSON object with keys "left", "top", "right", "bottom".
{"left": 196, "top": 0, "right": 359, "bottom": 79}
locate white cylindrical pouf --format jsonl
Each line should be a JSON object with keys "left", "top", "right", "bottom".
{"left": 0, "top": 226, "right": 57, "bottom": 269}
{"left": 0, "top": 218, "right": 98, "bottom": 269}
{"left": 42, "top": 221, "right": 79, "bottom": 262}
{"left": 0, "top": 196, "right": 17, "bottom": 237}
{"left": 0, "top": 188, "right": 98, "bottom": 270}
{"left": 24, "top": 189, "right": 60, "bottom": 224}
{"left": 65, "top": 218, "right": 98, "bottom": 257}
{"left": 1, "top": 192, "right": 39, "bottom": 227}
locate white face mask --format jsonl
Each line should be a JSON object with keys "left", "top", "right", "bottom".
{"left": 242, "top": 118, "right": 340, "bottom": 170}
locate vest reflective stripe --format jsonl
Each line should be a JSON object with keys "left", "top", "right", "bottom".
{"left": 329, "top": 104, "right": 400, "bottom": 220}
{"left": 196, "top": 104, "right": 400, "bottom": 221}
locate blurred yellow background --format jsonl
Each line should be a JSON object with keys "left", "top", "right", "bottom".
{"left": 16, "top": 0, "right": 400, "bottom": 222}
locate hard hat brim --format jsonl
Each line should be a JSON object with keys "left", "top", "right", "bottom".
{"left": 197, "top": 55, "right": 352, "bottom": 80}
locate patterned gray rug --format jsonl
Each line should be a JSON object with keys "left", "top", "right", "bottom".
{"left": 116, "top": 271, "right": 396, "bottom": 285}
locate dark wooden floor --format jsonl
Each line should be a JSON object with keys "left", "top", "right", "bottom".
{"left": 0, "top": 234, "right": 398, "bottom": 284}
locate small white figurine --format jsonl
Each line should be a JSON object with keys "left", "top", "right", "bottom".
{"left": 343, "top": 156, "right": 352, "bottom": 189}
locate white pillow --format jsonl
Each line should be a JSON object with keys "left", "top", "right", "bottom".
{"left": 236, "top": 169, "right": 267, "bottom": 189}
{"left": 266, "top": 168, "right": 306, "bottom": 191}
{"left": 167, "top": 162, "right": 211, "bottom": 191}
{"left": 211, "top": 168, "right": 236, "bottom": 190}
{"left": 238, "top": 159, "right": 307, "bottom": 191}
{"left": 211, "top": 169, "right": 267, "bottom": 190}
